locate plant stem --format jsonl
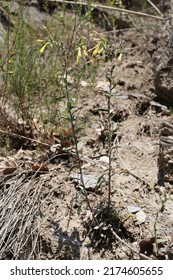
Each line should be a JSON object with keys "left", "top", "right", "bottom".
{"left": 106, "top": 66, "right": 115, "bottom": 209}
{"left": 64, "top": 69, "right": 94, "bottom": 218}
{"left": 107, "top": 87, "right": 112, "bottom": 209}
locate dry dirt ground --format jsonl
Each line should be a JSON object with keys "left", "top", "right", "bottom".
{"left": 0, "top": 2, "right": 173, "bottom": 260}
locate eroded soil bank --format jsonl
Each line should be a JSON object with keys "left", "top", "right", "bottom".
{"left": 0, "top": 0, "right": 173, "bottom": 260}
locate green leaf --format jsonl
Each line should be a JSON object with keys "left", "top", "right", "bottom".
{"left": 67, "top": 101, "right": 72, "bottom": 110}
{"left": 104, "top": 130, "right": 111, "bottom": 138}
{"left": 97, "top": 108, "right": 109, "bottom": 112}
{"left": 75, "top": 127, "right": 83, "bottom": 133}
{"left": 111, "top": 65, "right": 115, "bottom": 73}
{"left": 59, "top": 116, "right": 71, "bottom": 122}
{"left": 105, "top": 93, "right": 111, "bottom": 99}
{"left": 106, "top": 76, "right": 112, "bottom": 84}
{"left": 77, "top": 205, "right": 81, "bottom": 215}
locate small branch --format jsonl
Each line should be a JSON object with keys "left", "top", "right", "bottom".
{"left": 48, "top": 0, "right": 163, "bottom": 20}
{"left": 115, "top": 149, "right": 151, "bottom": 188}
{"left": 110, "top": 228, "right": 156, "bottom": 260}
{"left": 0, "top": 129, "right": 51, "bottom": 147}
{"left": 147, "top": 0, "right": 163, "bottom": 17}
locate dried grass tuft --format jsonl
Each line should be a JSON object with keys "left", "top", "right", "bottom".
{"left": 0, "top": 172, "right": 45, "bottom": 259}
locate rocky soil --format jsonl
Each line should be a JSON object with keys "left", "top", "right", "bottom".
{"left": 0, "top": 0, "right": 173, "bottom": 260}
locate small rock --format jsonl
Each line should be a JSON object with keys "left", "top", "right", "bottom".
{"left": 95, "top": 81, "right": 116, "bottom": 94}
{"left": 127, "top": 205, "right": 141, "bottom": 214}
{"left": 99, "top": 156, "right": 109, "bottom": 164}
{"left": 80, "top": 80, "right": 88, "bottom": 87}
{"left": 128, "top": 175, "right": 136, "bottom": 182}
{"left": 70, "top": 173, "right": 98, "bottom": 190}
{"left": 135, "top": 210, "right": 146, "bottom": 224}
{"left": 95, "top": 81, "right": 109, "bottom": 90}
{"left": 115, "top": 95, "right": 129, "bottom": 100}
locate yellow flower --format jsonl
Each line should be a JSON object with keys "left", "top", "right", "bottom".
{"left": 89, "top": 58, "right": 93, "bottom": 63}
{"left": 39, "top": 42, "right": 50, "bottom": 54}
{"left": 92, "top": 44, "right": 100, "bottom": 57}
{"left": 76, "top": 47, "right": 82, "bottom": 64}
{"left": 36, "top": 39, "right": 44, "bottom": 43}
{"left": 117, "top": 52, "right": 123, "bottom": 61}
{"left": 83, "top": 46, "right": 88, "bottom": 57}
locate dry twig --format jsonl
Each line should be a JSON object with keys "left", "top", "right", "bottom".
{"left": 147, "top": 0, "right": 163, "bottom": 17}
{"left": 115, "top": 149, "right": 151, "bottom": 188}
{"left": 48, "top": 0, "right": 163, "bottom": 20}
{"left": 0, "top": 129, "right": 51, "bottom": 147}
{"left": 110, "top": 228, "right": 156, "bottom": 260}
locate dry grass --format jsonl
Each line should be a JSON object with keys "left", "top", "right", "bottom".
{"left": 0, "top": 169, "right": 59, "bottom": 259}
